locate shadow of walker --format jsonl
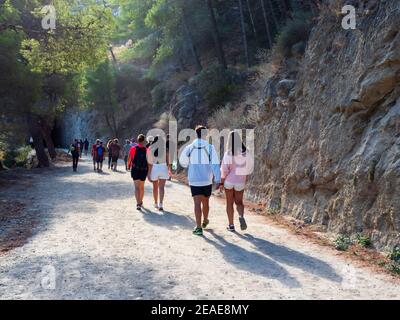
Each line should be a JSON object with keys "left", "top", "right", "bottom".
{"left": 203, "top": 229, "right": 301, "bottom": 288}
{"left": 235, "top": 233, "right": 343, "bottom": 283}
{"left": 141, "top": 207, "right": 195, "bottom": 230}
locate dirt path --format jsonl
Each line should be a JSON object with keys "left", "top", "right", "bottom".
{"left": 0, "top": 157, "right": 399, "bottom": 300}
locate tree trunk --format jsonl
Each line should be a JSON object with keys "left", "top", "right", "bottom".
{"left": 109, "top": 46, "right": 117, "bottom": 64}
{"left": 238, "top": 0, "right": 250, "bottom": 68}
{"left": 245, "top": 0, "right": 258, "bottom": 40}
{"left": 40, "top": 119, "right": 57, "bottom": 160}
{"left": 278, "top": 0, "right": 290, "bottom": 20}
{"left": 260, "top": 0, "right": 273, "bottom": 49}
{"left": 182, "top": 7, "right": 203, "bottom": 72}
{"left": 205, "top": 0, "right": 227, "bottom": 69}
{"left": 28, "top": 114, "right": 49, "bottom": 168}
{"left": 266, "top": 0, "right": 279, "bottom": 30}
{"left": 104, "top": 112, "right": 119, "bottom": 139}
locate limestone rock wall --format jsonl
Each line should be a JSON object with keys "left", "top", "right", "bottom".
{"left": 248, "top": 1, "right": 400, "bottom": 249}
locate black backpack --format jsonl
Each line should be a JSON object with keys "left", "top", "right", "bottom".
{"left": 132, "top": 146, "right": 148, "bottom": 171}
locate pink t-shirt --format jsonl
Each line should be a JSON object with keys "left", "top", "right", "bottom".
{"left": 221, "top": 151, "right": 254, "bottom": 184}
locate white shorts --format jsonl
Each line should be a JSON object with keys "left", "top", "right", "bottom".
{"left": 224, "top": 181, "right": 246, "bottom": 192}
{"left": 150, "top": 164, "right": 169, "bottom": 181}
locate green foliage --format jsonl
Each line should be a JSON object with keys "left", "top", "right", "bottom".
{"left": 191, "top": 64, "right": 239, "bottom": 107}
{"left": 84, "top": 60, "right": 118, "bottom": 109}
{"left": 385, "top": 263, "right": 400, "bottom": 275}
{"left": 118, "top": 33, "right": 159, "bottom": 62}
{"left": 111, "top": 0, "right": 155, "bottom": 41}
{"left": 334, "top": 234, "right": 353, "bottom": 251}
{"left": 151, "top": 82, "right": 173, "bottom": 109}
{"left": 388, "top": 247, "right": 400, "bottom": 263}
{"left": 20, "top": 0, "right": 114, "bottom": 74}
{"left": 355, "top": 233, "right": 372, "bottom": 248}
{"left": 379, "top": 247, "right": 400, "bottom": 275}
{"left": 275, "top": 11, "right": 313, "bottom": 58}
{"left": 2, "top": 146, "right": 32, "bottom": 168}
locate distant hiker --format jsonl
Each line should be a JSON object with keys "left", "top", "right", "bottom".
{"left": 84, "top": 138, "right": 89, "bottom": 156}
{"left": 128, "top": 134, "right": 149, "bottom": 211}
{"left": 69, "top": 139, "right": 80, "bottom": 172}
{"left": 123, "top": 139, "right": 131, "bottom": 171}
{"left": 147, "top": 135, "right": 170, "bottom": 211}
{"left": 179, "top": 125, "right": 221, "bottom": 236}
{"left": 106, "top": 139, "right": 114, "bottom": 170}
{"left": 220, "top": 130, "right": 254, "bottom": 232}
{"left": 130, "top": 139, "right": 138, "bottom": 150}
{"left": 96, "top": 141, "right": 106, "bottom": 172}
{"left": 79, "top": 139, "right": 84, "bottom": 158}
{"left": 29, "top": 136, "right": 34, "bottom": 149}
{"left": 110, "top": 138, "right": 121, "bottom": 171}
{"left": 91, "top": 139, "right": 100, "bottom": 171}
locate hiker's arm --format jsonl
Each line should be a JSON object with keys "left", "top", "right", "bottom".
{"left": 220, "top": 154, "right": 230, "bottom": 179}
{"left": 147, "top": 149, "right": 153, "bottom": 181}
{"left": 210, "top": 145, "right": 221, "bottom": 184}
{"left": 220, "top": 154, "right": 229, "bottom": 190}
{"left": 179, "top": 146, "right": 190, "bottom": 168}
{"left": 127, "top": 148, "right": 135, "bottom": 170}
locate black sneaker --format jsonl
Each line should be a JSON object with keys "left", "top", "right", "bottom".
{"left": 136, "top": 204, "right": 142, "bottom": 211}
{"left": 227, "top": 225, "right": 235, "bottom": 232}
{"left": 192, "top": 227, "right": 203, "bottom": 236}
{"left": 239, "top": 216, "right": 247, "bottom": 231}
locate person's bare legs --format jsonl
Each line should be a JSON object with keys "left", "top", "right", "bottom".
{"left": 193, "top": 195, "right": 203, "bottom": 228}
{"left": 152, "top": 180, "right": 159, "bottom": 205}
{"left": 225, "top": 188, "right": 235, "bottom": 225}
{"left": 201, "top": 196, "right": 210, "bottom": 223}
{"left": 139, "top": 180, "right": 145, "bottom": 205}
{"left": 158, "top": 179, "right": 166, "bottom": 207}
{"left": 234, "top": 190, "right": 245, "bottom": 217}
{"left": 134, "top": 180, "right": 141, "bottom": 205}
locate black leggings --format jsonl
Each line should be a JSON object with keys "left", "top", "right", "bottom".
{"left": 72, "top": 155, "right": 79, "bottom": 170}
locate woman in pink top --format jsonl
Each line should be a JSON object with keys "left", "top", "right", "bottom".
{"left": 220, "top": 130, "right": 254, "bottom": 232}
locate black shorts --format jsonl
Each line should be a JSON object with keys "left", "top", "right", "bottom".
{"left": 131, "top": 168, "right": 148, "bottom": 181}
{"left": 190, "top": 185, "right": 212, "bottom": 198}
{"left": 96, "top": 156, "right": 104, "bottom": 163}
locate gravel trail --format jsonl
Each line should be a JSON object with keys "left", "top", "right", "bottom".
{"left": 0, "top": 158, "right": 399, "bottom": 300}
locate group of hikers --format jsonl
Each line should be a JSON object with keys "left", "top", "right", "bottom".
{"left": 68, "top": 138, "right": 89, "bottom": 172}
{"left": 69, "top": 125, "right": 253, "bottom": 235}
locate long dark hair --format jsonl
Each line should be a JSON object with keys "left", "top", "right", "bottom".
{"left": 227, "top": 130, "right": 247, "bottom": 156}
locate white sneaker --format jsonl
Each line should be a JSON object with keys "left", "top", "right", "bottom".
{"left": 154, "top": 203, "right": 159, "bottom": 210}
{"left": 159, "top": 203, "right": 164, "bottom": 211}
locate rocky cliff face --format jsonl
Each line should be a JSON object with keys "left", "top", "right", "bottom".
{"left": 248, "top": 1, "right": 400, "bottom": 250}
{"left": 55, "top": 108, "right": 104, "bottom": 147}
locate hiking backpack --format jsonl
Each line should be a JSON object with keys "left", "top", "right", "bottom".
{"left": 97, "top": 146, "right": 104, "bottom": 157}
{"left": 188, "top": 144, "right": 212, "bottom": 164}
{"left": 132, "top": 146, "right": 148, "bottom": 171}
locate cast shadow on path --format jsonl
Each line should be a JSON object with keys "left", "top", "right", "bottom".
{"left": 141, "top": 208, "right": 194, "bottom": 230}
{"left": 203, "top": 229, "right": 301, "bottom": 288}
{"left": 235, "top": 233, "right": 343, "bottom": 283}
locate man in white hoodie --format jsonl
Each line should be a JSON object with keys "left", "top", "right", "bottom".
{"left": 179, "top": 125, "right": 221, "bottom": 236}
